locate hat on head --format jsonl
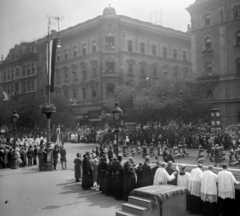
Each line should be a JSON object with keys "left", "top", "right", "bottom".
{"left": 145, "top": 155, "right": 150, "bottom": 160}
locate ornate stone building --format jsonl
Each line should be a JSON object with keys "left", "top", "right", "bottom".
{"left": 187, "top": 0, "right": 240, "bottom": 124}
{"left": 0, "top": 6, "right": 191, "bottom": 126}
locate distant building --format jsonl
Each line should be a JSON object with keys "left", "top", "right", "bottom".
{"left": 0, "top": 6, "right": 191, "bottom": 126}
{"left": 187, "top": 0, "right": 240, "bottom": 124}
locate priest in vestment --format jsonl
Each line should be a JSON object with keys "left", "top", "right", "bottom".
{"left": 140, "top": 156, "right": 152, "bottom": 187}
{"left": 218, "top": 164, "right": 239, "bottom": 216}
{"left": 200, "top": 165, "right": 218, "bottom": 216}
{"left": 177, "top": 165, "right": 190, "bottom": 188}
{"left": 188, "top": 163, "right": 203, "bottom": 214}
{"left": 153, "top": 162, "right": 176, "bottom": 185}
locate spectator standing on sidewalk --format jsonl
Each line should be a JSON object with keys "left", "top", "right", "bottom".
{"left": 60, "top": 144, "right": 67, "bottom": 170}
{"left": 73, "top": 153, "right": 82, "bottom": 182}
{"left": 37, "top": 145, "right": 45, "bottom": 171}
{"left": 27, "top": 145, "right": 34, "bottom": 166}
{"left": 52, "top": 145, "right": 59, "bottom": 170}
{"left": 33, "top": 145, "right": 38, "bottom": 165}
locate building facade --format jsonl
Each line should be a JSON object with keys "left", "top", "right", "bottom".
{"left": 0, "top": 7, "right": 192, "bottom": 126}
{"left": 52, "top": 7, "right": 191, "bottom": 125}
{"left": 187, "top": 0, "right": 240, "bottom": 124}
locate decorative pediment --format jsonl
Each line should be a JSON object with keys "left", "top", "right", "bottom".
{"left": 162, "top": 64, "right": 169, "bottom": 70}
{"left": 55, "top": 68, "right": 61, "bottom": 73}
{"left": 139, "top": 60, "right": 148, "bottom": 66}
{"left": 126, "top": 58, "right": 136, "bottom": 64}
{"left": 151, "top": 62, "right": 159, "bottom": 67}
{"left": 172, "top": 65, "right": 180, "bottom": 72}
{"left": 71, "top": 64, "right": 78, "bottom": 71}
{"left": 70, "top": 83, "right": 77, "bottom": 89}
{"left": 80, "top": 62, "right": 87, "bottom": 68}
{"left": 78, "top": 82, "right": 88, "bottom": 87}
{"left": 90, "top": 59, "right": 98, "bottom": 65}
{"left": 62, "top": 66, "right": 69, "bottom": 72}
{"left": 62, "top": 85, "right": 69, "bottom": 89}
{"left": 89, "top": 80, "right": 98, "bottom": 86}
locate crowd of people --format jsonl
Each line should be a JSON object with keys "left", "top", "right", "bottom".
{"left": 73, "top": 142, "right": 240, "bottom": 216}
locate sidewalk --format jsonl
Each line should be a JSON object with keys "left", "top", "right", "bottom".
{"left": 0, "top": 167, "right": 123, "bottom": 216}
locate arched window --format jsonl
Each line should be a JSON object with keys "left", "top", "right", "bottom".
{"left": 105, "top": 32, "right": 114, "bottom": 47}
{"left": 205, "top": 14, "right": 211, "bottom": 26}
{"left": 106, "top": 58, "right": 115, "bottom": 73}
{"left": 206, "top": 62, "right": 213, "bottom": 75}
{"left": 106, "top": 83, "right": 115, "bottom": 97}
{"left": 205, "top": 37, "right": 212, "bottom": 50}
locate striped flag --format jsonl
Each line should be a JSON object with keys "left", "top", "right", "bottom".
{"left": 47, "top": 38, "right": 57, "bottom": 92}
{"left": 1, "top": 91, "right": 9, "bottom": 101}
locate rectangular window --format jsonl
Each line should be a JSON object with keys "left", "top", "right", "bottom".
{"left": 152, "top": 67, "right": 157, "bottom": 77}
{"left": 82, "top": 44, "right": 86, "bottom": 56}
{"left": 15, "top": 83, "right": 19, "bottom": 94}
{"left": 163, "top": 47, "right": 167, "bottom": 58}
{"left": 92, "top": 86, "right": 97, "bottom": 99}
{"left": 73, "top": 47, "right": 77, "bottom": 58}
{"left": 22, "top": 66, "right": 25, "bottom": 76}
{"left": 8, "top": 71, "right": 10, "bottom": 80}
{"left": 4, "top": 72, "right": 6, "bottom": 82}
{"left": 92, "top": 41, "right": 96, "bottom": 53}
{"left": 65, "top": 50, "right": 68, "bottom": 60}
{"left": 173, "top": 49, "right": 178, "bottom": 59}
{"left": 65, "top": 71, "right": 68, "bottom": 81}
{"left": 141, "top": 65, "right": 145, "bottom": 76}
{"left": 32, "top": 63, "right": 35, "bottom": 74}
{"left": 57, "top": 52, "right": 60, "bottom": 61}
{"left": 22, "top": 82, "right": 26, "bottom": 93}
{"left": 140, "top": 43, "right": 145, "bottom": 54}
{"left": 182, "top": 51, "right": 187, "bottom": 61}
{"left": 128, "top": 40, "right": 133, "bottom": 52}
{"left": 152, "top": 45, "right": 156, "bottom": 56}
{"left": 27, "top": 80, "right": 30, "bottom": 92}
{"left": 11, "top": 69, "right": 14, "bottom": 80}
{"left": 27, "top": 65, "right": 30, "bottom": 75}
{"left": 92, "top": 64, "right": 97, "bottom": 76}
{"left": 129, "top": 63, "right": 133, "bottom": 74}
{"left": 57, "top": 73, "right": 60, "bottom": 83}
{"left": 16, "top": 68, "right": 19, "bottom": 78}
{"left": 83, "top": 69, "right": 87, "bottom": 79}
{"left": 82, "top": 88, "right": 86, "bottom": 100}
{"left": 31, "top": 80, "right": 35, "bottom": 91}
{"left": 106, "top": 62, "right": 115, "bottom": 73}
{"left": 72, "top": 89, "right": 77, "bottom": 100}
{"left": 64, "top": 89, "right": 69, "bottom": 99}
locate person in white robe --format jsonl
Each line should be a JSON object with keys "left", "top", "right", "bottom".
{"left": 177, "top": 165, "right": 190, "bottom": 188}
{"left": 188, "top": 163, "right": 203, "bottom": 213}
{"left": 153, "top": 162, "right": 176, "bottom": 185}
{"left": 218, "top": 164, "right": 239, "bottom": 216}
{"left": 200, "top": 165, "right": 218, "bottom": 216}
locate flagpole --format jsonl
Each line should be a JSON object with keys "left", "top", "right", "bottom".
{"left": 42, "top": 16, "right": 61, "bottom": 171}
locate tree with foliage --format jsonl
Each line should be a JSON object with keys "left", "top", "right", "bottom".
{"left": 103, "top": 74, "right": 213, "bottom": 126}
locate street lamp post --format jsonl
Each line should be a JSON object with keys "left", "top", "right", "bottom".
{"left": 112, "top": 102, "right": 123, "bottom": 157}
{"left": 40, "top": 16, "right": 61, "bottom": 171}
{"left": 11, "top": 110, "right": 19, "bottom": 169}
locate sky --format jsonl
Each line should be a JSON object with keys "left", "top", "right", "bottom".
{"left": 0, "top": 0, "right": 195, "bottom": 59}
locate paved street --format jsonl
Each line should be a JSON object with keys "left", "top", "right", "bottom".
{"left": 0, "top": 143, "right": 238, "bottom": 216}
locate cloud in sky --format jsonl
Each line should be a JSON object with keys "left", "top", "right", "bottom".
{"left": 0, "top": 0, "right": 195, "bottom": 58}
